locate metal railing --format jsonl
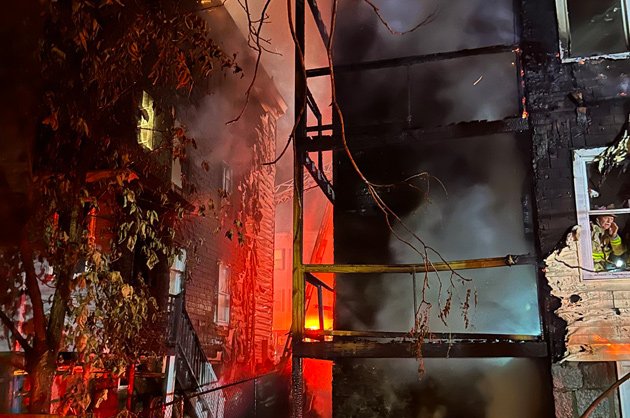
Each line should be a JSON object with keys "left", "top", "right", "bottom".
{"left": 168, "top": 294, "right": 225, "bottom": 418}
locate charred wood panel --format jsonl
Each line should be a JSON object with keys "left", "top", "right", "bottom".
{"left": 294, "top": 340, "right": 548, "bottom": 359}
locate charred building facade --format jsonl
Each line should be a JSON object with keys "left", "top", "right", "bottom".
{"left": 289, "top": 0, "right": 630, "bottom": 417}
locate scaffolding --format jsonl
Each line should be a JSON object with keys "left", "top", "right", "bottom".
{"left": 290, "top": 1, "right": 548, "bottom": 416}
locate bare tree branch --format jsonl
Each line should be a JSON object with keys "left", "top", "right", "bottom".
{"left": 580, "top": 372, "right": 630, "bottom": 418}
{"left": 0, "top": 309, "right": 32, "bottom": 353}
{"left": 226, "top": 0, "right": 272, "bottom": 125}
{"left": 361, "top": 0, "right": 439, "bottom": 35}
{"left": 19, "top": 235, "right": 47, "bottom": 346}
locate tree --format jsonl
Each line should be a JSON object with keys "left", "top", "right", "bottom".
{"left": 0, "top": 0, "right": 240, "bottom": 413}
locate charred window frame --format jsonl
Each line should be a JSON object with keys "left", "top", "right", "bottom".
{"left": 555, "top": 0, "right": 630, "bottom": 62}
{"left": 215, "top": 261, "right": 231, "bottom": 326}
{"left": 573, "top": 147, "right": 630, "bottom": 280}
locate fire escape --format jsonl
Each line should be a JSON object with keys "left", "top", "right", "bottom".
{"left": 289, "top": 0, "right": 550, "bottom": 416}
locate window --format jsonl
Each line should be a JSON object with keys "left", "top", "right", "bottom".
{"left": 274, "top": 249, "right": 286, "bottom": 271}
{"left": 555, "top": 0, "right": 630, "bottom": 61}
{"left": 169, "top": 250, "right": 186, "bottom": 295}
{"left": 221, "top": 163, "right": 233, "bottom": 194}
{"left": 216, "top": 262, "right": 230, "bottom": 325}
{"left": 138, "top": 91, "right": 156, "bottom": 150}
{"left": 573, "top": 148, "right": 630, "bottom": 278}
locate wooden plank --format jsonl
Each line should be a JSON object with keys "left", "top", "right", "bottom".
{"left": 303, "top": 329, "right": 541, "bottom": 341}
{"left": 303, "top": 254, "right": 536, "bottom": 274}
{"left": 293, "top": 340, "right": 548, "bottom": 359}
{"left": 306, "top": 44, "right": 517, "bottom": 77}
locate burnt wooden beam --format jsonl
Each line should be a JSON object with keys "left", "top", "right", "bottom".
{"left": 306, "top": 0, "right": 329, "bottom": 46}
{"left": 306, "top": 44, "right": 517, "bottom": 77}
{"left": 305, "top": 272, "right": 334, "bottom": 291}
{"left": 346, "top": 117, "right": 529, "bottom": 148}
{"left": 293, "top": 340, "right": 548, "bottom": 359}
{"left": 304, "top": 329, "right": 541, "bottom": 341}
{"left": 303, "top": 254, "right": 537, "bottom": 274}
{"left": 304, "top": 118, "right": 529, "bottom": 152}
{"left": 303, "top": 135, "right": 334, "bottom": 152}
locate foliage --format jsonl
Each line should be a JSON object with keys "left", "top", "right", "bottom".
{"left": 0, "top": 0, "right": 241, "bottom": 413}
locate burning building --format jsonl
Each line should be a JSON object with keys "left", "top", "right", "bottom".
{"left": 0, "top": 1, "right": 285, "bottom": 416}
{"left": 286, "top": 0, "right": 630, "bottom": 417}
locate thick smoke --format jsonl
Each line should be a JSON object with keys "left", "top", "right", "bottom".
{"left": 334, "top": 358, "right": 549, "bottom": 418}
{"left": 334, "top": 0, "right": 515, "bottom": 64}
{"left": 331, "top": 1, "right": 549, "bottom": 416}
{"left": 337, "top": 134, "right": 540, "bottom": 336}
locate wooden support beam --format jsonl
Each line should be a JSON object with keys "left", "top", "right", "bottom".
{"left": 293, "top": 340, "right": 548, "bottom": 359}
{"left": 303, "top": 254, "right": 537, "bottom": 274}
{"left": 306, "top": 44, "right": 517, "bottom": 77}
{"left": 304, "top": 135, "right": 334, "bottom": 152}
{"left": 341, "top": 117, "right": 529, "bottom": 148}
{"left": 306, "top": 0, "right": 329, "bottom": 46}
{"left": 303, "top": 329, "right": 541, "bottom": 341}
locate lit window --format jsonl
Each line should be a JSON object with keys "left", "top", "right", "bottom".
{"left": 216, "top": 262, "right": 230, "bottom": 325}
{"left": 555, "top": 0, "right": 630, "bottom": 61}
{"left": 138, "top": 91, "right": 156, "bottom": 150}
{"left": 221, "top": 163, "right": 232, "bottom": 194}
{"left": 573, "top": 147, "right": 630, "bottom": 278}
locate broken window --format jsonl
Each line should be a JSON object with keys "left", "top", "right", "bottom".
{"left": 137, "top": 91, "right": 157, "bottom": 150}
{"left": 556, "top": 0, "right": 630, "bottom": 60}
{"left": 215, "top": 261, "right": 231, "bottom": 325}
{"left": 573, "top": 148, "right": 630, "bottom": 277}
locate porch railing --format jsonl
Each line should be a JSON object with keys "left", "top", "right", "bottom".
{"left": 168, "top": 294, "right": 225, "bottom": 418}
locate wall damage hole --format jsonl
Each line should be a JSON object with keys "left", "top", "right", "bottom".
{"left": 569, "top": 294, "right": 582, "bottom": 304}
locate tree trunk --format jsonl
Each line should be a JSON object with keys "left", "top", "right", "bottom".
{"left": 28, "top": 350, "right": 57, "bottom": 414}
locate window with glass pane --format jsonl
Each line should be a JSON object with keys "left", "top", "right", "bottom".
{"left": 137, "top": 91, "right": 156, "bottom": 150}
{"left": 573, "top": 148, "right": 630, "bottom": 278}
{"left": 556, "top": 0, "right": 630, "bottom": 60}
{"left": 216, "top": 262, "right": 230, "bottom": 325}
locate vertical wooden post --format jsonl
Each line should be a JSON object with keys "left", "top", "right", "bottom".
{"left": 291, "top": 0, "right": 306, "bottom": 415}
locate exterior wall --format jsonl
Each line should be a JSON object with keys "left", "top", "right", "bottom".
{"left": 178, "top": 105, "right": 279, "bottom": 379}
{"left": 520, "top": 0, "right": 630, "bottom": 416}
{"left": 552, "top": 362, "right": 622, "bottom": 418}
{"left": 521, "top": 0, "right": 630, "bottom": 344}
{"left": 545, "top": 229, "right": 630, "bottom": 362}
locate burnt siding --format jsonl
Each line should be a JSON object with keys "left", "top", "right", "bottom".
{"left": 521, "top": 0, "right": 630, "bottom": 256}
{"left": 521, "top": 0, "right": 628, "bottom": 416}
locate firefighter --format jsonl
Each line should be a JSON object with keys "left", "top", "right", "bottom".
{"left": 591, "top": 212, "right": 625, "bottom": 271}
